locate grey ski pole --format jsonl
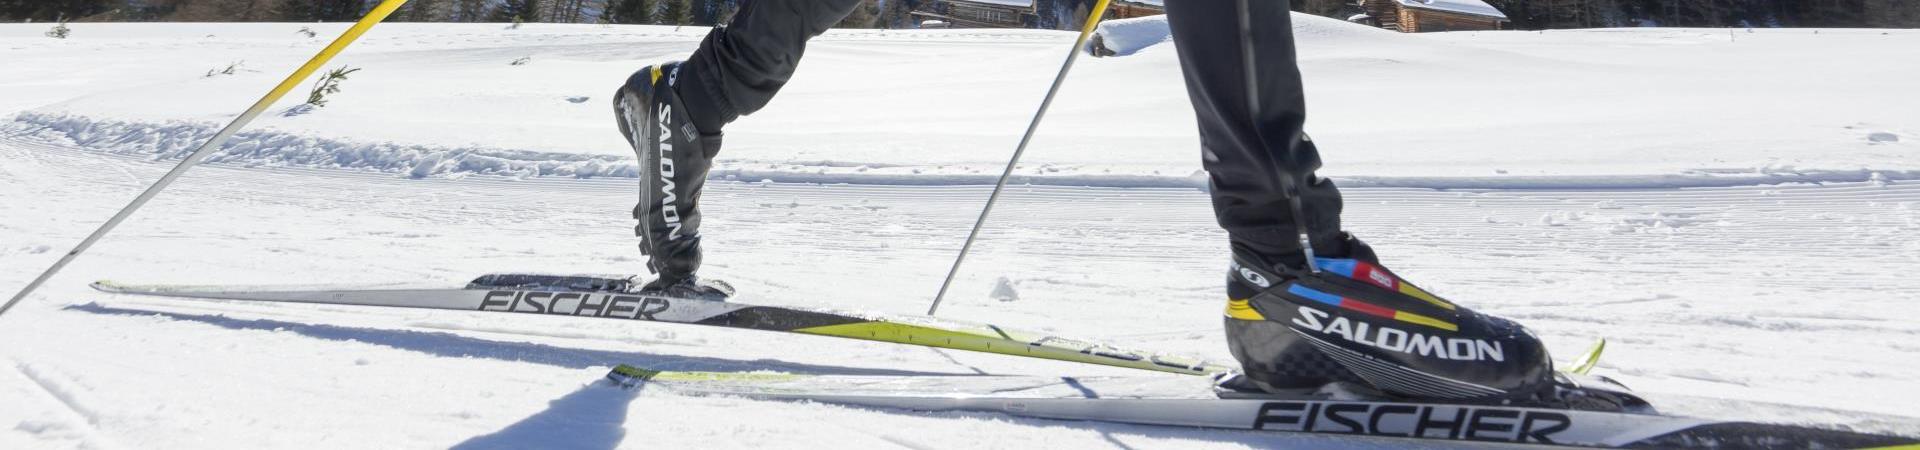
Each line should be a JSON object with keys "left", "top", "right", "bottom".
{"left": 1, "top": 0, "right": 412, "bottom": 321}
{"left": 927, "top": 0, "right": 1115, "bottom": 316}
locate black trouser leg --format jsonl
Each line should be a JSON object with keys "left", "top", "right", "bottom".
{"left": 626, "top": 0, "right": 861, "bottom": 283}
{"left": 676, "top": 0, "right": 865, "bottom": 133}
{"left": 1165, "top": 1, "right": 1347, "bottom": 265}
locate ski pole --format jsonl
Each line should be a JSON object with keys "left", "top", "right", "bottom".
{"left": 927, "top": 0, "right": 1113, "bottom": 316}
{"left": 0, "top": 0, "right": 412, "bottom": 321}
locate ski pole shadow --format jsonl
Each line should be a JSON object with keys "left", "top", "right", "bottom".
{"left": 66, "top": 302, "right": 959, "bottom": 376}
{"left": 451, "top": 381, "right": 641, "bottom": 450}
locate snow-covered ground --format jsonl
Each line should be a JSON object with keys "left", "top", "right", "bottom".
{"left": 2, "top": 16, "right": 1917, "bottom": 449}
{"left": 3, "top": 17, "right": 1915, "bottom": 186}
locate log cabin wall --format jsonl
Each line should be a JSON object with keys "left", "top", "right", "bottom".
{"left": 1400, "top": 8, "right": 1504, "bottom": 32}
{"left": 913, "top": 1, "right": 1037, "bottom": 28}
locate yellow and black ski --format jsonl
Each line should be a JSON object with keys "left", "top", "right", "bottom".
{"left": 92, "top": 273, "right": 1234, "bottom": 376}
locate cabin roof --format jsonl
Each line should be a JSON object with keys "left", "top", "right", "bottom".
{"left": 1395, "top": 0, "right": 1508, "bottom": 20}
{"left": 952, "top": 0, "right": 1034, "bottom": 7}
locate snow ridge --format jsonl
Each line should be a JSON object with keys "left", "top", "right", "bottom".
{"left": 3, "top": 112, "right": 639, "bottom": 179}
{"left": 8, "top": 112, "right": 1917, "bottom": 190}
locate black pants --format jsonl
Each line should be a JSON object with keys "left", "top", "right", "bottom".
{"left": 675, "top": 0, "right": 1346, "bottom": 262}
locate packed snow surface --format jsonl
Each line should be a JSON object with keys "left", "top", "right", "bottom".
{"left": 1091, "top": 15, "right": 1172, "bottom": 57}
{"left": 3, "top": 16, "right": 1919, "bottom": 449}
{"left": 2, "top": 15, "right": 1914, "bottom": 187}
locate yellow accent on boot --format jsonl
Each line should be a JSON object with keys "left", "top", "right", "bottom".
{"left": 1398, "top": 284, "right": 1457, "bottom": 311}
{"left": 1391, "top": 311, "right": 1460, "bottom": 332}
{"left": 1225, "top": 299, "right": 1266, "bottom": 321}
{"left": 649, "top": 65, "right": 662, "bottom": 85}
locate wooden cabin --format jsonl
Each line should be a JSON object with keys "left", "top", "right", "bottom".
{"left": 1107, "top": 0, "right": 1165, "bottom": 20}
{"left": 912, "top": 0, "right": 1040, "bottom": 29}
{"left": 912, "top": 0, "right": 1164, "bottom": 30}
{"left": 1357, "top": 0, "right": 1508, "bottom": 33}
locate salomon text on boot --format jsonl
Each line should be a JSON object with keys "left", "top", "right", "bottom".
{"left": 613, "top": 62, "right": 731, "bottom": 301}
{"left": 1223, "top": 234, "right": 1558, "bottom": 404}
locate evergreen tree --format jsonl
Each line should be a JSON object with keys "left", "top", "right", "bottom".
{"left": 393, "top": 0, "right": 445, "bottom": 22}
{"left": 449, "top": 0, "right": 490, "bottom": 22}
{"left": 836, "top": 0, "right": 877, "bottom": 28}
{"left": 658, "top": 0, "right": 692, "bottom": 25}
{"left": 276, "top": 0, "right": 365, "bottom": 22}
{"left": 608, "top": 0, "right": 653, "bottom": 24}
{"left": 491, "top": 0, "right": 540, "bottom": 23}
{"left": 163, "top": 0, "right": 277, "bottom": 21}
{"left": 713, "top": 0, "right": 739, "bottom": 25}
{"left": 0, "top": 0, "right": 113, "bottom": 22}
{"left": 1289, "top": 0, "right": 1347, "bottom": 18}
{"left": 879, "top": 0, "right": 912, "bottom": 28}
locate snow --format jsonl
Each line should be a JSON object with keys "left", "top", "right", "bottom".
{"left": 2, "top": 17, "right": 1919, "bottom": 448}
{"left": 1090, "top": 15, "right": 1171, "bottom": 57}
{"left": 1396, "top": 0, "right": 1509, "bottom": 20}
{"left": 6, "top": 17, "right": 1914, "bottom": 186}
{"left": 989, "top": 276, "right": 1019, "bottom": 302}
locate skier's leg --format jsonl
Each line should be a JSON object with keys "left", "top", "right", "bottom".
{"left": 614, "top": 0, "right": 861, "bottom": 297}
{"left": 1164, "top": 0, "right": 1346, "bottom": 267}
{"left": 1167, "top": 2, "right": 1556, "bottom": 401}
{"left": 678, "top": 0, "right": 865, "bottom": 133}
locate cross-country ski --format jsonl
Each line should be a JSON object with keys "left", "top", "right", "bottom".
{"left": 4, "top": 1, "right": 1920, "bottom": 449}
{"left": 90, "top": 274, "right": 1231, "bottom": 376}
{"left": 601, "top": 366, "right": 1916, "bottom": 449}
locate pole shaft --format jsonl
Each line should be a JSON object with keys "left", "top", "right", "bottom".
{"left": 928, "top": 0, "right": 1113, "bottom": 316}
{"left": 1, "top": 0, "right": 411, "bottom": 320}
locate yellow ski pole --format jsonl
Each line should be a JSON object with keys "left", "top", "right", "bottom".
{"left": 927, "top": 0, "right": 1114, "bottom": 316}
{"left": 1, "top": 0, "right": 412, "bottom": 320}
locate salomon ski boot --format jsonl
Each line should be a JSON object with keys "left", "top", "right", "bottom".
{"left": 1223, "top": 234, "right": 1557, "bottom": 403}
{"left": 613, "top": 62, "right": 730, "bottom": 301}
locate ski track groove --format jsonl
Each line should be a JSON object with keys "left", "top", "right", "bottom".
{"left": 8, "top": 361, "right": 123, "bottom": 450}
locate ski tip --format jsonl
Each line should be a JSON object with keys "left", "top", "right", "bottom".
{"left": 89, "top": 280, "right": 125, "bottom": 293}
{"left": 604, "top": 364, "right": 806, "bottom": 390}
{"left": 1569, "top": 338, "right": 1607, "bottom": 376}
{"left": 604, "top": 364, "right": 662, "bottom": 389}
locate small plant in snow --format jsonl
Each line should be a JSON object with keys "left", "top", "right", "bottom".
{"left": 305, "top": 66, "right": 361, "bottom": 107}
{"left": 205, "top": 61, "right": 244, "bottom": 78}
{"left": 510, "top": 56, "right": 532, "bottom": 66}
{"left": 297, "top": 27, "right": 317, "bottom": 38}
{"left": 508, "top": 15, "right": 523, "bottom": 30}
{"left": 45, "top": 16, "right": 70, "bottom": 39}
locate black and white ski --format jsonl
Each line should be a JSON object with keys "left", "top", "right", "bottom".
{"left": 90, "top": 274, "right": 1232, "bottom": 376}
{"left": 604, "top": 365, "right": 1918, "bottom": 449}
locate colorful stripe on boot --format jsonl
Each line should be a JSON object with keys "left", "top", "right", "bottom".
{"left": 1285, "top": 284, "right": 1459, "bottom": 332}
{"left": 1316, "top": 258, "right": 1456, "bottom": 311}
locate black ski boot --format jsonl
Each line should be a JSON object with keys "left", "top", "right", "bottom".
{"left": 1222, "top": 234, "right": 1558, "bottom": 403}
{"left": 635, "top": 275, "right": 736, "bottom": 301}
{"left": 614, "top": 62, "right": 731, "bottom": 301}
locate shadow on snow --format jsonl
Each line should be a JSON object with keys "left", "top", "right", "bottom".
{"left": 452, "top": 382, "right": 644, "bottom": 450}
{"left": 63, "top": 302, "right": 1444, "bottom": 449}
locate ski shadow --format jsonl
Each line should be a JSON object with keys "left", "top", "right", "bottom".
{"left": 65, "top": 303, "right": 1438, "bottom": 448}
{"left": 66, "top": 302, "right": 957, "bottom": 376}
{"left": 450, "top": 381, "right": 642, "bottom": 450}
